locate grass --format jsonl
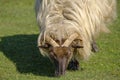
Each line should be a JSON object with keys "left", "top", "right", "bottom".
{"left": 0, "top": 0, "right": 120, "bottom": 80}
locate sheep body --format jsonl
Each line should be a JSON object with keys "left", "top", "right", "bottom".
{"left": 35, "top": 0, "right": 117, "bottom": 59}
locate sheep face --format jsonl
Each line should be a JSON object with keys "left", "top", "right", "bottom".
{"left": 38, "top": 33, "right": 83, "bottom": 76}
{"left": 49, "top": 46, "right": 72, "bottom": 76}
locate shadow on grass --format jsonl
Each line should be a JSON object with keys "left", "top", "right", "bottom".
{"left": 0, "top": 34, "right": 54, "bottom": 77}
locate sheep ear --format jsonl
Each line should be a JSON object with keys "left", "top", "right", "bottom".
{"left": 72, "top": 45, "right": 83, "bottom": 48}
{"left": 38, "top": 43, "right": 50, "bottom": 48}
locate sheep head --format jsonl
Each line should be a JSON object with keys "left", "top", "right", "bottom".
{"left": 38, "top": 33, "right": 83, "bottom": 76}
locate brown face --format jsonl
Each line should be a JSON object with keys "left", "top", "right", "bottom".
{"left": 49, "top": 46, "right": 72, "bottom": 76}
{"left": 38, "top": 33, "right": 83, "bottom": 76}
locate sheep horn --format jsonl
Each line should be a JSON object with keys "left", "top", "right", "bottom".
{"left": 45, "top": 36, "right": 59, "bottom": 47}
{"left": 62, "top": 33, "right": 78, "bottom": 47}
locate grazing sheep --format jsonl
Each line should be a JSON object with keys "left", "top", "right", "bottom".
{"left": 35, "top": 0, "right": 117, "bottom": 76}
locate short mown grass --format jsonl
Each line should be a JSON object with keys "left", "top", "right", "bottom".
{"left": 0, "top": 0, "right": 120, "bottom": 80}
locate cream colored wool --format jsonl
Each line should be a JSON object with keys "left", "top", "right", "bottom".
{"left": 35, "top": 0, "right": 117, "bottom": 59}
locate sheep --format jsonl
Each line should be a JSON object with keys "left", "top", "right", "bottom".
{"left": 35, "top": 0, "right": 117, "bottom": 76}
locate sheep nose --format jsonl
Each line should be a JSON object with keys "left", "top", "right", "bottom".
{"left": 54, "top": 58, "right": 67, "bottom": 76}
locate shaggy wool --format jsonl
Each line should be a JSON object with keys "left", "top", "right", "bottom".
{"left": 35, "top": 0, "right": 117, "bottom": 59}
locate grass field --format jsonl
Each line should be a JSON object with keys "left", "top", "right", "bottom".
{"left": 0, "top": 0, "right": 120, "bottom": 80}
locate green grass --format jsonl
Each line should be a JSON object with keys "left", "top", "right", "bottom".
{"left": 0, "top": 0, "right": 120, "bottom": 80}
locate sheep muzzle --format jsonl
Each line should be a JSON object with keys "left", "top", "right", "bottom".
{"left": 49, "top": 47, "right": 71, "bottom": 76}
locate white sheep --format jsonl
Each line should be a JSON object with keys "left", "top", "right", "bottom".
{"left": 35, "top": 0, "right": 117, "bottom": 76}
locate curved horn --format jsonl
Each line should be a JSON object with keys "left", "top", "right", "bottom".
{"left": 45, "top": 36, "right": 59, "bottom": 47}
{"left": 62, "top": 33, "right": 78, "bottom": 47}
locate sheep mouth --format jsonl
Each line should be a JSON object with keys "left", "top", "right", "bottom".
{"left": 54, "top": 57, "right": 67, "bottom": 76}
